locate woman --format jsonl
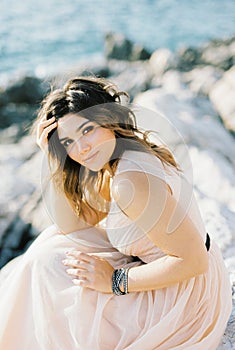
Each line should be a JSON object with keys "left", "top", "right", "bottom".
{"left": 0, "top": 76, "right": 232, "bottom": 349}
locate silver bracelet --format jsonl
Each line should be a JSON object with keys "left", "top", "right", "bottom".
{"left": 112, "top": 268, "right": 130, "bottom": 296}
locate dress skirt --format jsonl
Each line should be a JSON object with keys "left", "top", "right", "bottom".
{"left": 0, "top": 224, "right": 232, "bottom": 350}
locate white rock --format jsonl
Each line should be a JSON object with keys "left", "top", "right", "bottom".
{"left": 134, "top": 81, "right": 235, "bottom": 349}
{"left": 111, "top": 61, "right": 152, "bottom": 98}
{"left": 149, "top": 48, "right": 175, "bottom": 76}
{"left": 209, "top": 66, "right": 235, "bottom": 132}
{"left": 134, "top": 86, "right": 235, "bottom": 167}
{"left": 133, "top": 79, "right": 235, "bottom": 269}
{"left": 182, "top": 65, "right": 223, "bottom": 96}
{"left": 189, "top": 147, "right": 235, "bottom": 212}
{"left": 201, "top": 44, "right": 234, "bottom": 69}
{"left": 217, "top": 300, "right": 235, "bottom": 350}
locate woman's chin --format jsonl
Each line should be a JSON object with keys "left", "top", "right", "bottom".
{"left": 83, "top": 163, "right": 103, "bottom": 172}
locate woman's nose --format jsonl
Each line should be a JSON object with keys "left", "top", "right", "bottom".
{"left": 76, "top": 139, "right": 91, "bottom": 155}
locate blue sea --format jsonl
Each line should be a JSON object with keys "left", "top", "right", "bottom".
{"left": 0, "top": 0, "right": 234, "bottom": 82}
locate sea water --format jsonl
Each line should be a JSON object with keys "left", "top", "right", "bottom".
{"left": 0, "top": 0, "right": 234, "bottom": 81}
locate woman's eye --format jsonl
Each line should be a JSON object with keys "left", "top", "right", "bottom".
{"left": 63, "top": 139, "right": 73, "bottom": 147}
{"left": 82, "top": 125, "right": 95, "bottom": 136}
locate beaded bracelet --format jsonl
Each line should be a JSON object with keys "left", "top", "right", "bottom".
{"left": 112, "top": 268, "right": 130, "bottom": 296}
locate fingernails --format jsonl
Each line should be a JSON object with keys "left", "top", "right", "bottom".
{"left": 66, "top": 250, "right": 78, "bottom": 256}
{"left": 65, "top": 250, "right": 73, "bottom": 255}
{"left": 73, "top": 279, "right": 81, "bottom": 285}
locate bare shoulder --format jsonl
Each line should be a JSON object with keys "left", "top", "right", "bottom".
{"left": 111, "top": 170, "right": 170, "bottom": 218}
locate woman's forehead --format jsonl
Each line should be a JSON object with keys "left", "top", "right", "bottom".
{"left": 57, "top": 114, "right": 89, "bottom": 137}
{"left": 58, "top": 113, "right": 87, "bottom": 124}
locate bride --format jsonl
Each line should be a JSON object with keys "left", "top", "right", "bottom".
{"left": 0, "top": 76, "right": 232, "bottom": 350}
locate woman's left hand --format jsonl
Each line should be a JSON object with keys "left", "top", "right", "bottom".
{"left": 62, "top": 251, "right": 114, "bottom": 293}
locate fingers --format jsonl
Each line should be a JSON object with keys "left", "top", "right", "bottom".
{"left": 62, "top": 258, "right": 90, "bottom": 269}
{"left": 63, "top": 258, "right": 80, "bottom": 268}
{"left": 62, "top": 252, "right": 93, "bottom": 273}
{"left": 36, "top": 117, "right": 58, "bottom": 152}
{"left": 37, "top": 117, "right": 57, "bottom": 138}
{"left": 66, "top": 251, "right": 96, "bottom": 264}
{"left": 63, "top": 252, "right": 96, "bottom": 285}
{"left": 66, "top": 268, "right": 87, "bottom": 278}
{"left": 62, "top": 251, "right": 113, "bottom": 293}
{"left": 66, "top": 267, "right": 88, "bottom": 287}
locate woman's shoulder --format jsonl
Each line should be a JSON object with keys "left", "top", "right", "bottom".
{"left": 115, "top": 149, "right": 177, "bottom": 179}
{"left": 111, "top": 151, "right": 175, "bottom": 222}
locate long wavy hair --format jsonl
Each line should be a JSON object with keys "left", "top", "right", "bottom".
{"left": 34, "top": 76, "right": 179, "bottom": 221}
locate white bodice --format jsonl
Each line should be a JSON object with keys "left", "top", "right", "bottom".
{"left": 106, "top": 150, "right": 207, "bottom": 263}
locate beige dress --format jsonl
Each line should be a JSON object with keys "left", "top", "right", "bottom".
{"left": 0, "top": 150, "right": 232, "bottom": 350}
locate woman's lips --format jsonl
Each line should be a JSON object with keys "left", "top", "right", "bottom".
{"left": 83, "top": 151, "right": 99, "bottom": 163}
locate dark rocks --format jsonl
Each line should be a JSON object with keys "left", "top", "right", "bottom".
{"left": 130, "top": 44, "right": 151, "bottom": 61}
{"left": 0, "top": 76, "right": 49, "bottom": 135}
{"left": 0, "top": 140, "right": 53, "bottom": 268}
{"left": 0, "top": 216, "right": 32, "bottom": 267}
{"left": 0, "top": 33, "right": 235, "bottom": 348}
{"left": 0, "top": 103, "right": 37, "bottom": 129}
{"left": 175, "top": 36, "right": 235, "bottom": 72}
{"left": 105, "top": 33, "right": 133, "bottom": 60}
{"left": 201, "top": 39, "right": 235, "bottom": 71}
{"left": 105, "top": 32, "right": 151, "bottom": 61}
{"left": 2, "top": 76, "right": 46, "bottom": 105}
{"left": 176, "top": 46, "right": 203, "bottom": 72}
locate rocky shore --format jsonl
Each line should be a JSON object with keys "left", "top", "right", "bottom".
{"left": 0, "top": 33, "right": 234, "bottom": 348}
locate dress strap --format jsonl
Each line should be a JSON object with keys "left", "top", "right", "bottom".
{"left": 205, "top": 233, "right": 211, "bottom": 251}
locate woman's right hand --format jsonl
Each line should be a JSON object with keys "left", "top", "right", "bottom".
{"left": 36, "top": 116, "right": 58, "bottom": 153}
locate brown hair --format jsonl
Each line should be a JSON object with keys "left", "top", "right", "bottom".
{"left": 34, "top": 76, "right": 179, "bottom": 220}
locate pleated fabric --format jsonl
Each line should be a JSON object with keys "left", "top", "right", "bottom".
{"left": 0, "top": 150, "right": 232, "bottom": 350}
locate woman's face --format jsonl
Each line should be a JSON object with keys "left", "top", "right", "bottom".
{"left": 57, "top": 113, "right": 116, "bottom": 171}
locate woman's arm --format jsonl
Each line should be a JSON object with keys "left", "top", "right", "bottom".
{"left": 112, "top": 171, "right": 209, "bottom": 292}
{"left": 44, "top": 179, "right": 109, "bottom": 234}
{"left": 36, "top": 116, "right": 107, "bottom": 234}
{"left": 36, "top": 117, "right": 89, "bottom": 233}
{"left": 43, "top": 180, "right": 92, "bottom": 233}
